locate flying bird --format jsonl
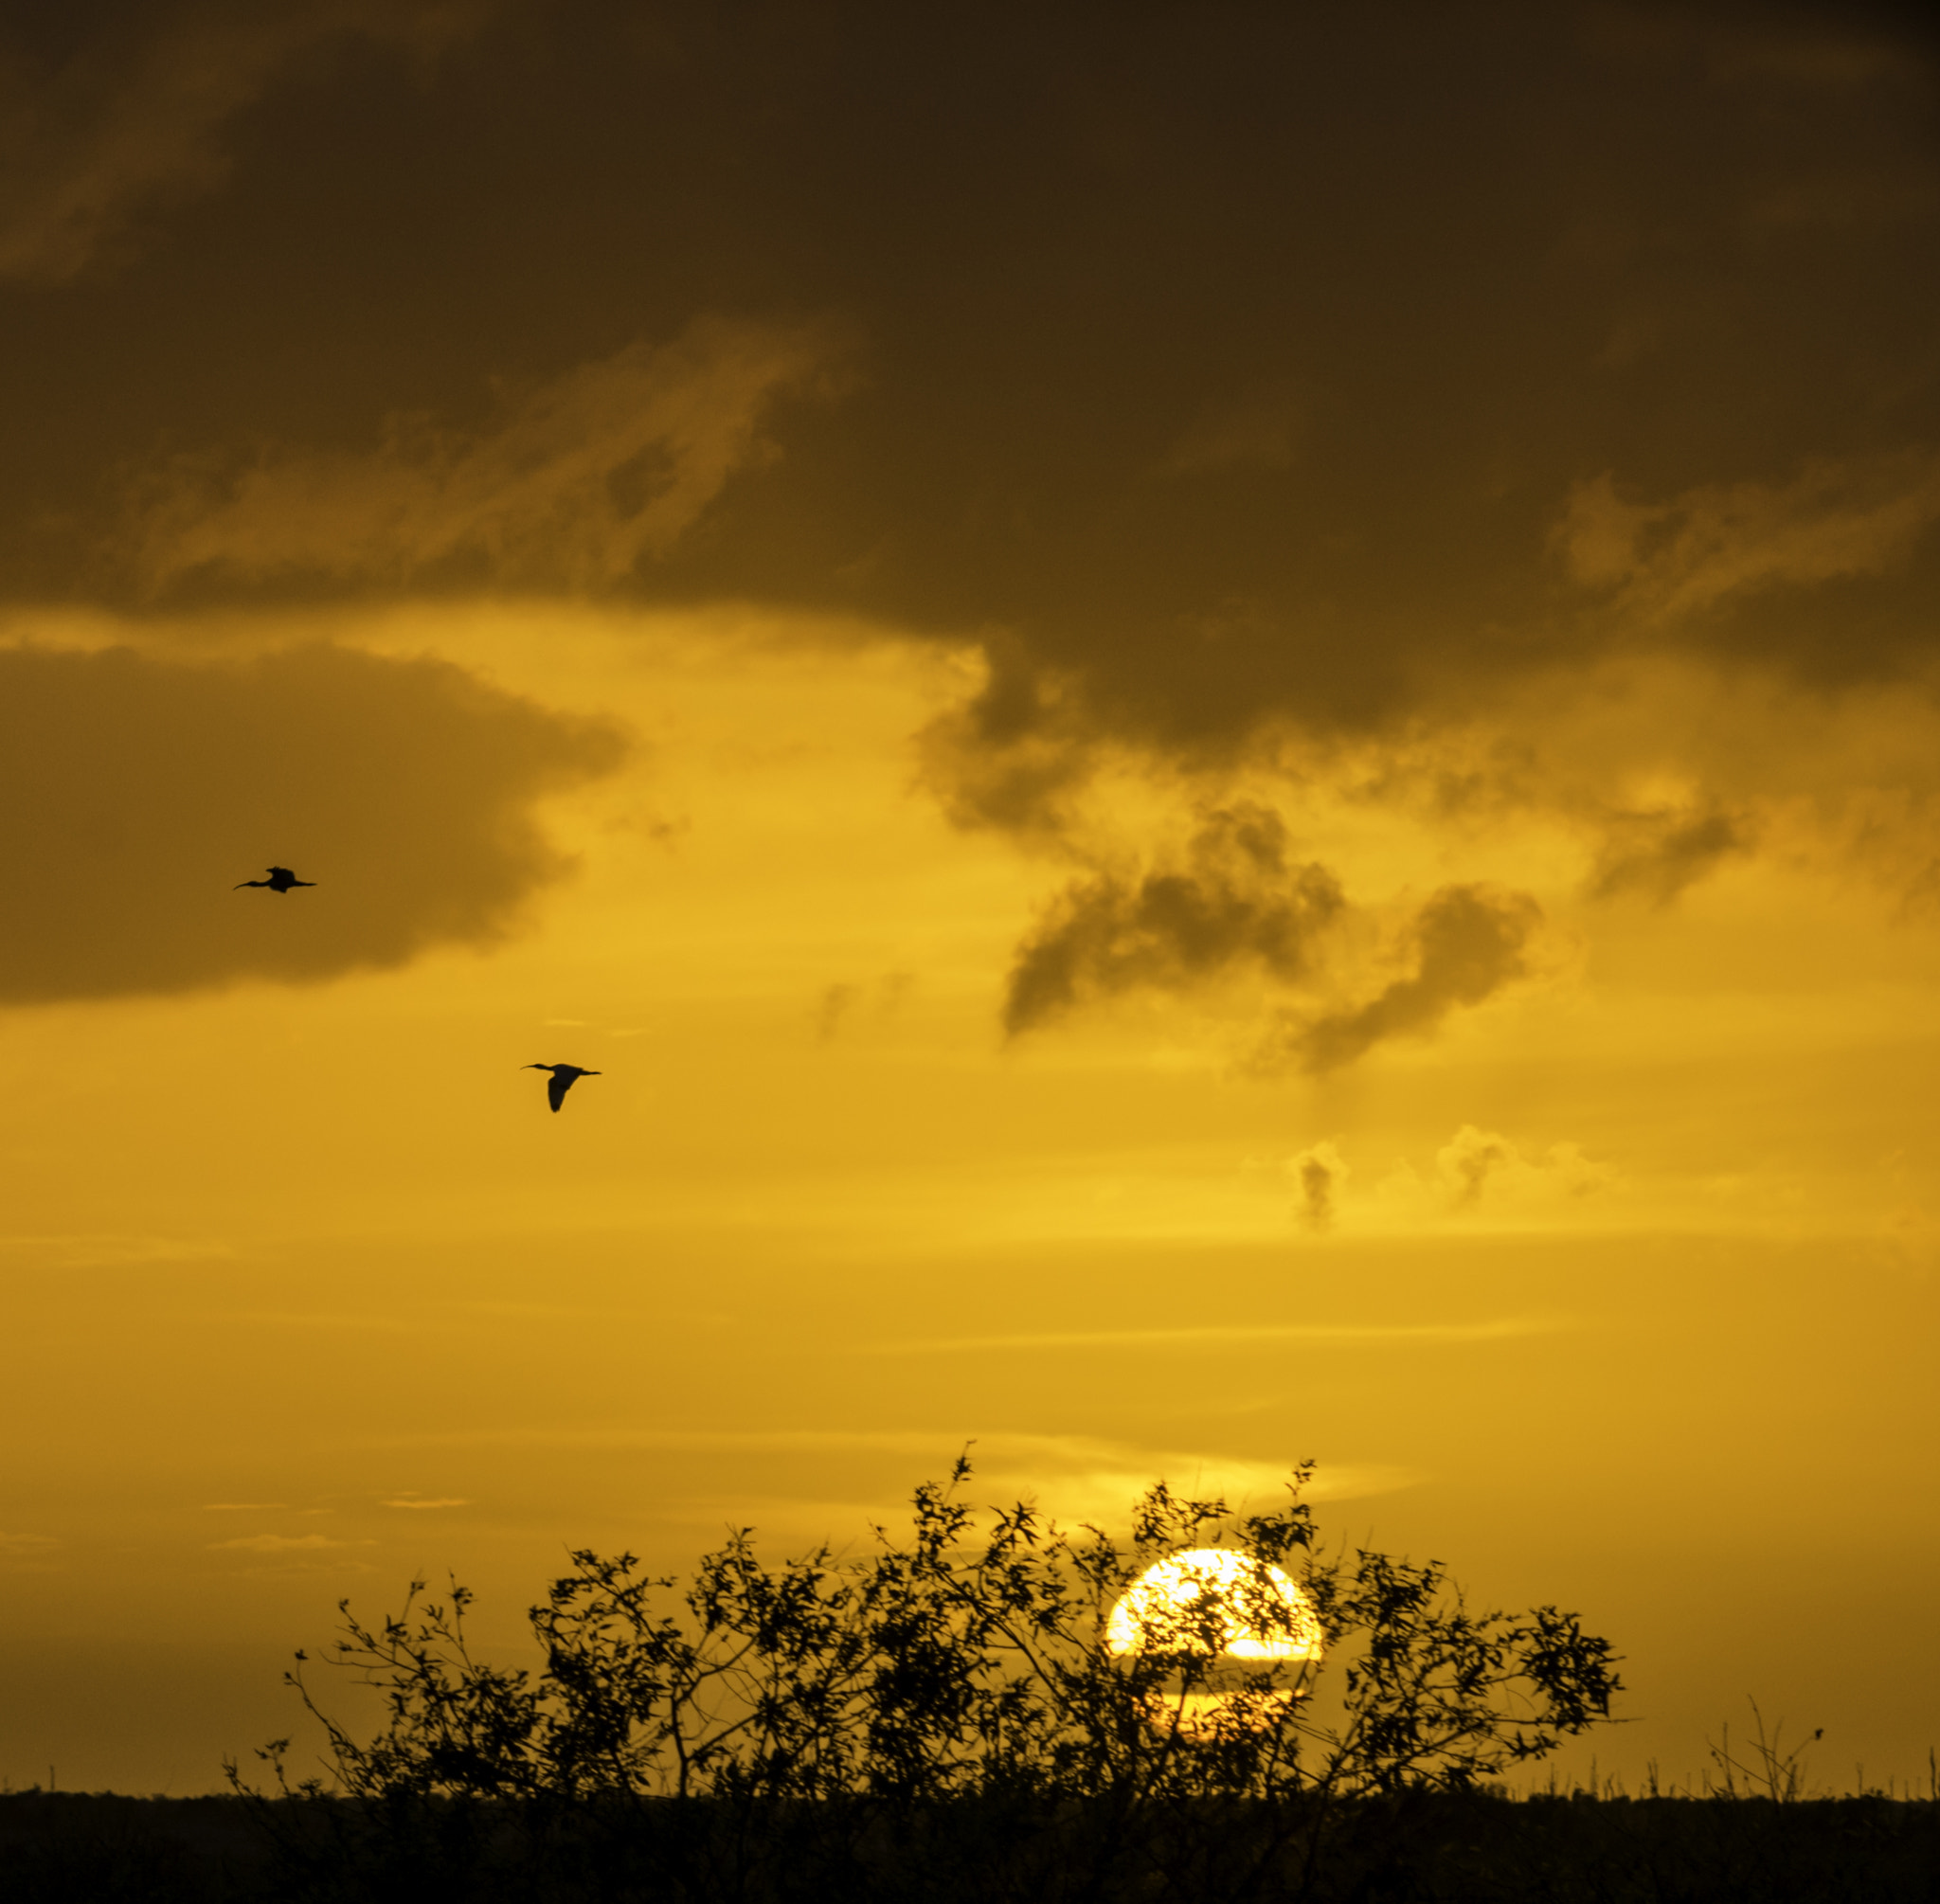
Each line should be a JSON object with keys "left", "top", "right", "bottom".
{"left": 526, "top": 1063, "right": 602, "bottom": 1112}
{"left": 235, "top": 866, "right": 315, "bottom": 892}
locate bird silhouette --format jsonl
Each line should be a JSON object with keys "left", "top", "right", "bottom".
{"left": 235, "top": 866, "right": 315, "bottom": 892}
{"left": 526, "top": 1063, "right": 602, "bottom": 1112}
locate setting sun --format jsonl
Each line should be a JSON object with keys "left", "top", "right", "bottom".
{"left": 1106, "top": 1550, "right": 1323, "bottom": 1663}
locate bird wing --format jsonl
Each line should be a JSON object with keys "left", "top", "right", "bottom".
{"left": 548, "top": 1071, "right": 570, "bottom": 1112}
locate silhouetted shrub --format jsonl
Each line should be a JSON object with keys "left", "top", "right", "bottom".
{"left": 224, "top": 1458, "right": 1621, "bottom": 1898}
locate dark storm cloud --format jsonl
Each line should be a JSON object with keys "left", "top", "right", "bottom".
{"left": 1265, "top": 886, "right": 1544, "bottom": 1076}
{"left": 0, "top": 642, "right": 626, "bottom": 1004}
{"left": 2, "top": 0, "right": 1937, "bottom": 801}
{"left": 1002, "top": 806, "right": 1344, "bottom": 1035}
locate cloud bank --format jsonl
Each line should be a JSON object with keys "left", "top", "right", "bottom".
{"left": 0, "top": 641, "right": 626, "bottom": 1004}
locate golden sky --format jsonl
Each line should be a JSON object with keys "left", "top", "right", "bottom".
{"left": 2, "top": 0, "right": 1938, "bottom": 1794}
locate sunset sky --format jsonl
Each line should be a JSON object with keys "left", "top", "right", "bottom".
{"left": 3, "top": 0, "right": 1938, "bottom": 1795}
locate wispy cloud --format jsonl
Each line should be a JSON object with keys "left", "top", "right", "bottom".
{"left": 0, "top": 0, "right": 487, "bottom": 283}
{"left": 207, "top": 1533, "right": 372, "bottom": 1553}
{"left": 129, "top": 314, "right": 847, "bottom": 590}
{"left": 1157, "top": 378, "right": 1306, "bottom": 477}
{"left": 228, "top": 1312, "right": 423, "bottom": 1333}
{"left": 853, "top": 1317, "right": 1572, "bottom": 1356}
{"left": 670, "top": 1445, "right": 1423, "bottom": 1538}
{"left": 0, "top": 1232, "right": 236, "bottom": 1267}
{"left": 351, "top": 1427, "right": 1424, "bottom": 1526}
{"left": 382, "top": 1496, "right": 469, "bottom": 1510}
{"left": 1556, "top": 451, "right": 1940, "bottom": 624}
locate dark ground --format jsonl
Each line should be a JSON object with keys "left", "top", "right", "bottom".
{"left": 3, "top": 1787, "right": 1938, "bottom": 1902}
